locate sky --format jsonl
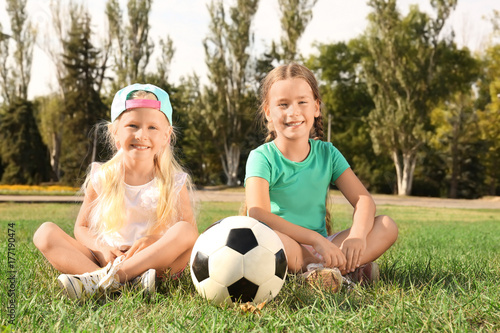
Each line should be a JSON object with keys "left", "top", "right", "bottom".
{"left": 0, "top": 0, "right": 498, "bottom": 99}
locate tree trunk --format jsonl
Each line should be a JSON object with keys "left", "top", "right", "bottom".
{"left": 489, "top": 178, "right": 497, "bottom": 196}
{"left": 449, "top": 121, "right": 459, "bottom": 198}
{"left": 50, "top": 132, "right": 62, "bottom": 181}
{"left": 91, "top": 128, "right": 98, "bottom": 163}
{"left": 221, "top": 143, "right": 240, "bottom": 186}
{"left": 393, "top": 149, "right": 417, "bottom": 196}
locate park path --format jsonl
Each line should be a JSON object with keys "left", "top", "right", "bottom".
{"left": 1, "top": 190, "right": 499, "bottom": 209}
{"left": 195, "top": 190, "right": 500, "bottom": 209}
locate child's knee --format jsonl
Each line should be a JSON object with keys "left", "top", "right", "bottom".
{"left": 171, "top": 221, "right": 198, "bottom": 246}
{"left": 378, "top": 215, "right": 398, "bottom": 242}
{"left": 33, "top": 222, "right": 58, "bottom": 251}
{"left": 274, "top": 230, "right": 305, "bottom": 273}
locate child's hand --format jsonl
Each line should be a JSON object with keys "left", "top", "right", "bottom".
{"left": 313, "top": 237, "right": 346, "bottom": 270}
{"left": 339, "top": 237, "right": 367, "bottom": 273}
{"left": 98, "top": 246, "right": 125, "bottom": 265}
{"left": 125, "top": 235, "right": 161, "bottom": 259}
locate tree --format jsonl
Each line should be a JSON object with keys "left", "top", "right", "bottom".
{"left": 0, "top": 0, "right": 47, "bottom": 184}
{"left": 35, "top": 94, "right": 65, "bottom": 181}
{"left": 278, "top": 0, "right": 318, "bottom": 62}
{"left": 360, "top": 0, "right": 458, "bottom": 195}
{"left": 477, "top": 43, "right": 500, "bottom": 196}
{"left": 0, "top": 0, "right": 35, "bottom": 102}
{"left": 0, "top": 99, "right": 49, "bottom": 184}
{"left": 254, "top": 0, "right": 318, "bottom": 85}
{"left": 175, "top": 75, "right": 223, "bottom": 185}
{"left": 106, "top": 0, "right": 155, "bottom": 89}
{"left": 37, "top": 1, "right": 110, "bottom": 181}
{"left": 307, "top": 41, "right": 394, "bottom": 193}
{"left": 430, "top": 92, "right": 485, "bottom": 198}
{"left": 427, "top": 44, "right": 480, "bottom": 198}
{"left": 203, "top": 0, "right": 259, "bottom": 186}
{"left": 59, "top": 10, "right": 107, "bottom": 184}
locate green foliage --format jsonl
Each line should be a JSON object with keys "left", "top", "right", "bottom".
{"left": 477, "top": 42, "right": 500, "bottom": 196}
{"left": 59, "top": 11, "right": 107, "bottom": 184}
{"left": 278, "top": 0, "right": 318, "bottom": 62}
{"left": 1, "top": 0, "right": 35, "bottom": 102}
{"left": 308, "top": 42, "right": 394, "bottom": 193}
{"left": 105, "top": 0, "right": 154, "bottom": 89}
{"left": 0, "top": 0, "right": 44, "bottom": 185}
{"left": 1, "top": 202, "right": 499, "bottom": 331}
{"left": 34, "top": 94, "right": 65, "bottom": 181}
{"left": 430, "top": 92, "right": 486, "bottom": 198}
{"left": 0, "top": 99, "right": 49, "bottom": 184}
{"left": 175, "top": 76, "right": 224, "bottom": 185}
{"left": 360, "top": 0, "right": 464, "bottom": 196}
{"left": 1, "top": 0, "right": 498, "bottom": 200}
{"left": 203, "top": 0, "right": 260, "bottom": 186}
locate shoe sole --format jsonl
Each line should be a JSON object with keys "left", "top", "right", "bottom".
{"left": 142, "top": 269, "right": 156, "bottom": 296}
{"left": 303, "top": 268, "right": 342, "bottom": 293}
{"left": 369, "top": 262, "right": 380, "bottom": 283}
{"left": 353, "top": 262, "right": 380, "bottom": 285}
{"left": 57, "top": 275, "right": 80, "bottom": 300}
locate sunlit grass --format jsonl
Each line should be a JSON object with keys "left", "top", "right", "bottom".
{"left": 0, "top": 202, "right": 499, "bottom": 332}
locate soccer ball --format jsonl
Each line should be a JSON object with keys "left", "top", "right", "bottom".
{"left": 190, "top": 216, "right": 288, "bottom": 305}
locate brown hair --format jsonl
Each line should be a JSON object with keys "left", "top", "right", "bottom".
{"left": 248, "top": 63, "right": 333, "bottom": 235}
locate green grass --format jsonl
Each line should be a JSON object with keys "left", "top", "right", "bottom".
{"left": 1, "top": 202, "right": 499, "bottom": 332}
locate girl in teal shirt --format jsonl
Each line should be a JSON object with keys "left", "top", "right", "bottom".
{"left": 245, "top": 63, "right": 398, "bottom": 292}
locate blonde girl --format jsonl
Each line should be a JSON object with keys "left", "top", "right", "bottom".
{"left": 33, "top": 84, "right": 198, "bottom": 300}
{"left": 245, "top": 64, "right": 398, "bottom": 291}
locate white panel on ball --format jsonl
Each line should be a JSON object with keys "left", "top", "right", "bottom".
{"left": 243, "top": 247, "right": 276, "bottom": 285}
{"left": 251, "top": 222, "right": 284, "bottom": 253}
{"left": 209, "top": 247, "right": 244, "bottom": 286}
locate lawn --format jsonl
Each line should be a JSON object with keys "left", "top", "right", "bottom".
{"left": 0, "top": 201, "right": 499, "bottom": 332}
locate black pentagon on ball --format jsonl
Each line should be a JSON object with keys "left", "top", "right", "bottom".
{"left": 275, "top": 249, "right": 287, "bottom": 279}
{"left": 227, "top": 277, "right": 259, "bottom": 303}
{"left": 226, "top": 228, "right": 258, "bottom": 255}
{"left": 191, "top": 251, "right": 210, "bottom": 282}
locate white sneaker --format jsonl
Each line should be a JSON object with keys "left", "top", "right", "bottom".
{"left": 57, "top": 256, "right": 125, "bottom": 301}
{"left": 131, "top": 269, "right": 157, "bottom": 297}
{"left": 98, "top": 256, "right": 125, "bottom": 292}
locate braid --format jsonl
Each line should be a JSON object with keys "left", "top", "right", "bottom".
{"left": 312, "top": 114, "right": 325, "bottom": 140}
{"left": 265, "top": 123, "right": 277, "bottom": 143}
{"left": 325, "top": 207, "right": 333, "bottom": 235}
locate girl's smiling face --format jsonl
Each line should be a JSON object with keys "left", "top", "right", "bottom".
{"left": 114, "top": 107, "right": 171, "bottom": 162}
{"left": 265, "top": 78, "right": 320, "bottom": 143}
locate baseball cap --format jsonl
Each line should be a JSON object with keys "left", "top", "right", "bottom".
{"left": 110, "top": 83, "right": 173, "bottom": 124}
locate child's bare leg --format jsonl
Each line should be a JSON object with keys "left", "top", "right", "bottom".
{"left": 116, "top": 221, "right": 198, "bottom": 282}
{"left": 33, "top": 222, "right": 100, "bottom": 274}
{"left": 332, "top": 215, "right": 398, "bottom": 274}
{"left": 275, "top": 231, "right": 319, "bottom": 274}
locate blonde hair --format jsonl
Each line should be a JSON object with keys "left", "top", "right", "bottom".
{"left": 84, "top": 90, "right": 193, "bottom": 238}
{"left": 257, "top": 63, "right": 332, "bottom": 235}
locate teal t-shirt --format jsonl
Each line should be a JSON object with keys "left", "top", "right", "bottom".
{"left": 244, "top": 139, "right": 350, "bottom": 237}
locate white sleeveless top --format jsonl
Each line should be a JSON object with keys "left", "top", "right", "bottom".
{"left": 89, "top": 162, "right": 187, "bottom": 249}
